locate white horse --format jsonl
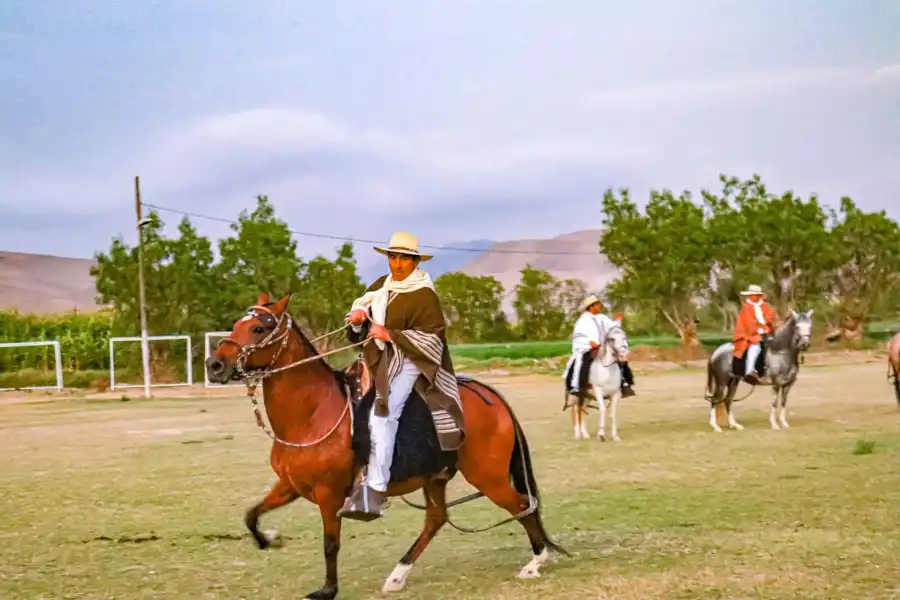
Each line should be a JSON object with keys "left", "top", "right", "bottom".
{"left": 566, "top": 324, "right": 631, "bottom": 441}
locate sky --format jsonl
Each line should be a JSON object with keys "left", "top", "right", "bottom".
{"left": 1, "top": 1, "right": 898, "bottom": 271}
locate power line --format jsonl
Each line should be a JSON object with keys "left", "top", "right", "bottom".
{"left": 141, "top": 202, "right": 603, "bottom": 256}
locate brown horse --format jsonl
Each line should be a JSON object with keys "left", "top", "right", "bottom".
{"left": 205, "top": 293, "right": 568, "bottom": 599}
{"left": 888, "top": 331, "right": 900, "bottom": 406}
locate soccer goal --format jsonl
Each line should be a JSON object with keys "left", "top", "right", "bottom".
{"left": 109, "top": 335, "right": 193, "bottom": 391}
{"left": 0, "top": 340, "right": 64, "bottom": 391}
{"left": 203, "top": 331, "right": 242, "bottom": 388}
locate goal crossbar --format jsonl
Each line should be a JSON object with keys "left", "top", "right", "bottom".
{"left": 109, "top": 335, "right": 193, "bottom": 390}
{"left": 0, "top": 340, "right": 63, "bottom": 391}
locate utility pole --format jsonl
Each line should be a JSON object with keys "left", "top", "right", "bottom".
{"left": 135, "top": 176, "right": 152, "bottom": 399}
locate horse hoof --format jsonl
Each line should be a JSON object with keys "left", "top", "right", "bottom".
{"left": 597, "top": 433, "right": 606, "bottom": 442}
{"left": 263, "top": 529, "right": 283, "bottom": 549}
{"left": 612, "top": 435, "right": 621, "bottom": 442}
{"left": 382, "top": 563, "right": 412, "bottom": 592}
{"left": 303, "top": 586, "right": 337, "bottom": 600}
{"left": 517, "top": 548, "right": 548, "bottom": 579}
{"left": 711, "top": 425, "right": 723, "bottom": 433}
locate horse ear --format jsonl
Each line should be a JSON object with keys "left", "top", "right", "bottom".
{"left": 807, "top": 309, "right": 814, "bottom": 317}
{"left": 790, "top": 309, "right": 798, "bottom": 319}
{"left": 271, "top": 293, "right": 293, "bottom": 316}
{"left": 256, "top": 292, "right": 271, "bottom": 306}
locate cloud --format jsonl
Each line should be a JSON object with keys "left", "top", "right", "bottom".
{"left": 583, "top": 64, "right": 900, "bottom": 112}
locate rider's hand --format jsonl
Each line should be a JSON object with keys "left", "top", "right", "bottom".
{"left": 590, "top": 341, "right": 599, "bottom": 349}
{"left": 369, "top": 324, "right": 391, "bottom": 343}
{"left": 347, "top": 309, "right": 367, "bottom": 325}
{"left": 614, "top": 312, "right": 624, "bottom": 322}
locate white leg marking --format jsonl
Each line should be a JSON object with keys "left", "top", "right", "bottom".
{"left": 779, "top": 405, "right": 790, "bottom": 429}
{"left": 769, "top": 405, "right": 780, "bottom": 430}
{"left": 597, "top": 393, "right": 607, "bottom": 440}
{"left": 709, "top": 406, "right": 723, "bottom": 433}
{"left": 727, "top": 408, "right": 744, "bottom": 430}
{"left": 382, "top": 563, "right": 413, "bottom": 593}
{"left": 517, "top": 547, "right": 549, "bottom": 579}
{"left": 263, "top": 528, "right": 283, "bottom": 548}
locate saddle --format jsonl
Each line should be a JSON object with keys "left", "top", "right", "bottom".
{"left": 336, "top": 359, "right": 492, "bottom": 484}
{"left": 731, "top": 335, "right": 772, "bottom": 378}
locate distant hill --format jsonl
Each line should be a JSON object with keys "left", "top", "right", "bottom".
{"left": 358, "top": 238, "right": 495, "bottom": 284}
{"left": 0, "top": 251, "right": 102, "bottom": 315}
{"left": 458, "top": 229, "right": 620, "bottom": 317}
{"left": 0, "top": 231, "right": 618, "bottom": 318}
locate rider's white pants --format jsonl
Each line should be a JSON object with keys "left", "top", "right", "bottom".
{"left": 367, "top": 357, "right": 420, "bottom": 492}
{"left": 746, "top": 343, "right": 761, "bottom": 374}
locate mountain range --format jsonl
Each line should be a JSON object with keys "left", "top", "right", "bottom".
{"left": 0, "top": 229, "right": 618, "bottom": 316}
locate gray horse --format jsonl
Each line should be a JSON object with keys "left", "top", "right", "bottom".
{"left": 705, "top": 310, "right": 814, "bottom": 432}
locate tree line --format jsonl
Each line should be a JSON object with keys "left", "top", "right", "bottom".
{"left": 2, "top": 173, "right": 898, "bottom": 380}
{"left": 600, "top": 174, "right": 900, "bottom": 346}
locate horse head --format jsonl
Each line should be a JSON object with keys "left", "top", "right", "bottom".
{"left": 604, "top": 324, "right": 630, "bottom": 362}
{"left": 788, "top": 309, "right": 814, "bottom": 351}
{"left": 206, "top": 292, "right": 296, "bottom": 383}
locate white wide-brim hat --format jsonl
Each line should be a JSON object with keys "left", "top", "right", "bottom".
{"left": 373, "top": 231, "right": 433, "bottom": 261}
{"left": 740, "top": 284, "right": 766, "bottom": 297}
{"left": 581, "top": 294, "right": 603, "bottom": 311}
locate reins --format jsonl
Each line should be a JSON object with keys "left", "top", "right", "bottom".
{"left": 218, "top": 305, "right": 369, "bottom": 449}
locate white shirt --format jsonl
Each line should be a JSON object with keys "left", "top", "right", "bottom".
{"left": 571, "top": 312, "right": 621, "bottom": 353}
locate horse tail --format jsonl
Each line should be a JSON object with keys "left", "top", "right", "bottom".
{"left": 705, "top": 358, "right": 716, "bottom": 402}
{"left": 508, "top": 407, "right": 571, "bottom": 557}
{"left": 471, "top": 380, "right": 569, "bottom": 557}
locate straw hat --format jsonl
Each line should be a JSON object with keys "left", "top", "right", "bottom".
{"left": 740, "top": 284, "right": 766, "bottom": 297}
{"left": 581, "top": 294, "right": 603, "bottom": 311}
{"left": 373, "top": 231, "right": 433, "bottom": 261}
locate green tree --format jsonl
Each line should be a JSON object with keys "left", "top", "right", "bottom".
{"left": 214, "top": 195, "right": 304, "bottom": 323}
{"left": 434, "top": 272, "right": 508, "bottom": 343}
{"left": 293, "top": 242, "right": 366, "bottom": 347}
{"left": 600, "top": 187, "right": 712, "bottom": 346}
{"left": 92, "top": 212, "right": 216, "bottom": 378}
{"left": 513, "top": 265, "right": 570, "bottom": 341}
{"left": 827, "top": 197, "right": 900, "bottom": 344}
{"left": 704, "top": 174, "right": 836, "bottom": 314}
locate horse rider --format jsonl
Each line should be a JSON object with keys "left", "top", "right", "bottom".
{"left": 337, "top": 231, "right": 464, "bottom": 522}
{"left": 733, "top": 284, "right": 777, "bottom": 384}
{"left": 565, "top": 295, "right": 636, "bottom": 399}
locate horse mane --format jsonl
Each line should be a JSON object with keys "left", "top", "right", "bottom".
{"left": 262, "top": 302, "right": 343, "bottom": 385}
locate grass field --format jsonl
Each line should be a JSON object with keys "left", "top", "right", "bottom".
{"left": 2, "top": 360, "right": 900, "bottom": 599}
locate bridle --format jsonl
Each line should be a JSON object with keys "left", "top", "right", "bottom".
{"left": 215, "top": 304, "right": 370, "bottom": 448}
{"left": 217, "top": 305, "right": 293, "bottom": 380}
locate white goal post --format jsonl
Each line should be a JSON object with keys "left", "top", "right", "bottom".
{"left": 204, "top": 331, "right": 242, "bottom": 388}
{"left": 109, "top": 335, "right": 193, "bottom": 391}
{"left": 0, "top": 340, "right": 64, "bottom": 391}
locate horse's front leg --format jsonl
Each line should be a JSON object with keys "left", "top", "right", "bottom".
{"left": 303, "top": 487, "right": 344, "bottom": 600}
{"left": 597, "top": 390, "right": 607, "bottom": 441}
{"left": 778, "top": 382, "right": 793, "bottom": 429}
{"left": 609, "top": 391, "right": 621, "bottom": 442}
{"left": 244, "top": 478, "right": 300, "bottom": 549}
{"left": 769, "top": 386, "right": 782, "bottom": 430}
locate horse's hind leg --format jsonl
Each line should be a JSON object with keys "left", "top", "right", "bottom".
{"left": 244, "top": 478, "right": 300, "bottom": 549}
{"left": 382, "top": 479, "right": 448, "bottom": 593}
{"left": 708, "top": 382, "right": 724, "bottom": 433}
{"left": 579, "top": 400, "right": 589, "bottom": 439}
{"left": 725, "top": 380, "right": 744, "bottom": 430}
